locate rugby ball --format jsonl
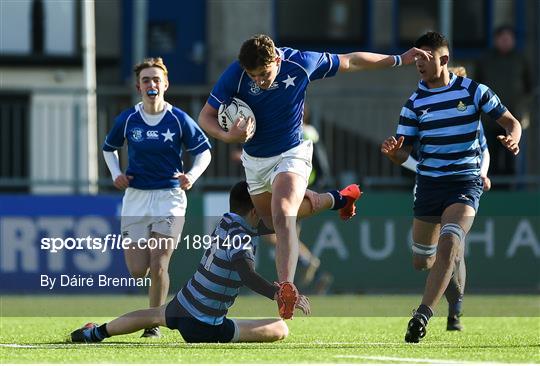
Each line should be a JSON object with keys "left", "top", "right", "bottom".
{"left": 217, "top": 97, "right": 256, "bottom": 141}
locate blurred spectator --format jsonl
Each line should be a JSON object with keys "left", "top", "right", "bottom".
{"left": 475, "top": 25, "right": 532, "bottom": 176}
{"left": 303, "top": 107, "right": 332, "bottom": 191}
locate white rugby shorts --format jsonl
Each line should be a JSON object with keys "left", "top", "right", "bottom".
{"left": 241, "top": 140, "right": 313, "bottom": 195}
{"left": 121, "top": 187, "right": 186, "bottom": 243}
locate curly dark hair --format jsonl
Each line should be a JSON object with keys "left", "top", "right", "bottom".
{"left": 238, "top": 34, "right": 276, "bottom": 70}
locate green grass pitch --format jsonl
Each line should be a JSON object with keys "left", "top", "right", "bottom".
{"left": 1, "top": 294, "right": 539, "bottom": 364}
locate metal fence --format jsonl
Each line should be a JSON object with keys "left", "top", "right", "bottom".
{"left": 0, "top": 87, "right": 538, "bottom": 193}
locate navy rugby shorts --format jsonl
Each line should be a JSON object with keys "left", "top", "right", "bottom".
{"left": 165, "top": 296, "right": 236, "bottom": 343}
{"left": 414, "top": 175, "right": 483, "bottom": 223}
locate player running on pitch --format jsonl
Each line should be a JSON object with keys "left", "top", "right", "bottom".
{"left": 381, "top": 32, "right": 521, "bottom": 343}
{"left": 102, "top": 57, "right": 212, "bottom": 337}
{"left": 199, "top": 34, "right": 432, "bottom": 318}
{"left": 399, "top": 65, "right": 493, "bottom": 332}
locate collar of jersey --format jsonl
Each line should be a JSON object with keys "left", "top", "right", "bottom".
{"left": 135, "top": 102, "right": 172, "bottom": 126}
{"left": 418, "top": 72, "right": 457, "bottom": 92}
{"left": 226, "top": 212, "right": 257, "bottom": 232}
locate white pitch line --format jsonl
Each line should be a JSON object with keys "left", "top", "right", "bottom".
{"left": 1, "top": 340, "right": 456, "bottom": 349}
{"left": 335, "top": 355, "right": 501, "bottom": 364}
{"left": 307, "top": 341, "right": 454, "bottom": 346}
{"left": 0, "top": 343, "right": 166, "bottom": 348}
{"left": 301, "top": 341, "right": 414, "bottom": 346}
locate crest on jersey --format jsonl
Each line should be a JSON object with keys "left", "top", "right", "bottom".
{"left": 457, "top": 101, "right": 467, "bottom": 111}
{"left": 130, "top": 127, "right": 144, "bottom": 142}
{"left": 248, "top": 80, "right": 262, "bottom": 95}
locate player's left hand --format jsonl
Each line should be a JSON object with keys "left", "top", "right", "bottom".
{"left": 174, "top": 173, "right": 194, "bottom": 190}
{"left": 227, "top": 116, "right": 255, "bottom": 143}
{"left": 295, "top": 295, "right": 311, "bottom": 315}
{"left": 401, "top": 47, "right": 433, "bottom": 65}
{"left": 481, "top": 176, "right": 491, "bottom": 191}
{"left": 497, "top": 135, "right": 520, "bottom": 155}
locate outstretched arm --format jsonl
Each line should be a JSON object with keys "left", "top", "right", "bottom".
{"left": 234, "top": 257, "right": 279, "bottom": 300}
{"left": 338, "top": 47, "right": 432, "bottom": 72}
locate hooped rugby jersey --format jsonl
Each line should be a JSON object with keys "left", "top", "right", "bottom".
{"left": 176, "top": 213, "right": 259, "bottom": 325}
{"left": 396, "top": 73, "right": 506, "bottom": 180}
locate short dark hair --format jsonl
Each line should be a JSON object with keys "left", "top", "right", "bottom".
{"left": 229, "top": 181, "right": 254, "bottom": 216}
{"left": 494, "top": 24, "right": 514, "bottom": 37}
{"left": 414, "top": 31, "right": 449, "bottom": 51}
{"left": 238, "top": 34, "right": 276, "bottom": 70}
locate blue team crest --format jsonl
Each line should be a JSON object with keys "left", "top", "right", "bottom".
{"left": 130, "top": 127, "right": 144, "bottom": 142}
{"left": 248, "top": 80, "right": 262, "bottom": 95}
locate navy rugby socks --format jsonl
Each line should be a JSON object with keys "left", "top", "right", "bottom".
{"left": 445, "top": 247, "right": 466, "bottom": 317}
{"left": 328, "top": 190, "right": 347, "bottom": 210}
{"left": 445, "top": 269, "right": 464, "bottom": 317}
{"left": 448, "top": 295, "right": 463, "bottom": 317}
{"left": 415, "top": 304, "right": 434, "bottom": 324}
{"left": 84, "top": 323, "right": 110, "bottom": 341}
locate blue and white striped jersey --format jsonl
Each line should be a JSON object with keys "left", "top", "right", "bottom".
{"left": 176, "top": 213, "right": 259, "bottom": 325}
{"left": 410, "top": 123, "right": 488, "bottom": 160}
{"left": 208, "top": 47, "right": 340, "bottom": 158}
{"left": 396, "top": 73, "right": 506, "bottom": 180}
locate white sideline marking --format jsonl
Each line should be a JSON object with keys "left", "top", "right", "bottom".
{"left": 335, "top": 355, "right": 501, "bottom": 364}
{"left": 0, "top": 343, "right": 166, "bottom": 348}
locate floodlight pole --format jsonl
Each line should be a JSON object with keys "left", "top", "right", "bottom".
{"left": 537, "top": 0, "right": 540, "bottom": 162}
{"left": 132, "top": 0, "right": 147, "bottom": 104}
{"left": 82, "top": 0, "right": 98, "bottom": 194}
{"left": 439, "top": 0, "right": 453, "bottom": 47}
